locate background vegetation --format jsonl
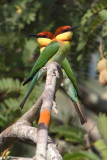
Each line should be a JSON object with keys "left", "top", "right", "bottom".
{"left": 0, "top": 0, "right": 107, "bottom": 159}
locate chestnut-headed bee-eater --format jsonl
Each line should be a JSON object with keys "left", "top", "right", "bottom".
{"left": 20, "top": 26, "right": 87, "bottom": 124}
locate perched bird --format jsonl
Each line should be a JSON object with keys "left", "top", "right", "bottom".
{"left": 23, "top": 26, "right": 77, "bottom": 86}
{"left": 20, "top": 31, "right": 54, "bottom": 108}
{"left": 20, "top": 26, "right": 87, "bottom": 124}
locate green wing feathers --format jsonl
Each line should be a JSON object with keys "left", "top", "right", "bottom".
{"left": 61, "top": 58, "right": 79, "bottom": 91}
{"left": 20, "top": 72, "right": 39, "bottom": 109}
{"left": 62, "top": 70, "right": 87, "bottom": 124}
{"left": 23, "top": 41, "right": 60, "bottom": 86}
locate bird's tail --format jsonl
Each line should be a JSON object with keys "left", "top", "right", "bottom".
{"left": 62, "top": 70, "right": 87, "bottom": 124}
{"left": 23, "top": 76, "right": 33, "bottom": 86}
{"left": 73, "top": 97, "right": 87, "bottom": 125}
{"left": 20, "top": 72, "right": 39, "bottom": 109}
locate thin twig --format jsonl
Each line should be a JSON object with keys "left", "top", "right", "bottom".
{"left": 99, "top": 41, "right": 104, "bottom": 59}
{"left": 52, "top": 101, "right": 58, "bottom": 114}
{"left": 99, "top": 24, "right": 104, "bottom": 59}
{"left": 84, "top": 134, "right": 92, "bottom": 152}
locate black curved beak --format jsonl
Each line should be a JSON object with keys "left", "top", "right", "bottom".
{"left": 69, "top": 26, "right": 80, "bottom": 31}
{"left": 26, "top": 34, "right": 41, "bottom": 38}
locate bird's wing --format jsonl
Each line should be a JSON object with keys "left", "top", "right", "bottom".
{"left": 20, "top": 68, "right": 46, "bottom": 109}
{"left": 61, "top": 58, "right": 79, "bottom": 91}
{"left": 62, "top": 71, "right": 87, "bottom": 124}
{"left": 20, "top": 71, "right": 39, "bottom": 109}
{"left": 23, "top": 41, "right": 60, "bottom": 85}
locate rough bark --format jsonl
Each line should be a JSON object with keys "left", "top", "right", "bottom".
{"left": 0, "top": 62, "right": 63, "bottom": 160}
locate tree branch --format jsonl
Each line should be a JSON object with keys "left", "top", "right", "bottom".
{"left": 35, "top": 62, "right": 63, "bottom": 160}
{"left": 0, "top": 62, "right": 63, "bottom": 160}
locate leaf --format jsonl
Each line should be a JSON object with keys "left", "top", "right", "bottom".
{"left": 0, "top": 78, "right": 21, "bottom": 94}
{"left": 77, "top": 54, "right": 83, "bottom": 62}
{"left": 77, "top": 15, "right": 103, "bottom": 51}
{"left": 86, "top": 16, "right": 102, "bottom": 38}
{"left": 22, "top": 39, "right": 37, "bottom": 66}
{"left": 103, "top": 22, "right": 107, "bottom": 37}
{"left": 99, "top": 9, "right": 107, "bottom": 21}
{"left": 76, "top": 41, "right": 86, "bottom": 52}
{"left": 0, "top": 115, "right": 7, "bottom": 127}
{"left": 29, "top": 13, "right": 36, "bottom": 21}
{"left": 94, "top": 139, "right": 107, "bottom": 160}
{"left": 51, "top": 125, "right": 84, "bottom": 143}
{"left": 104, "top": 52, "right": 107, "bottom": 58}
{"left": 97, "top": 113, "right": 107, "bottom": 142}
{"left": 63, "top": 151, "right": 100, "bottom": 160}
{"left": 81, "top": 0, "right": 107, "bottom": 26}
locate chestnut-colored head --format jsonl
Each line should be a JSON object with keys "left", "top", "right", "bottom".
{"left": 27, "top": 25, "right": 79, "bottom": 51}
{"left": 37, "top": 31, "right": 53, "bottom": 39}
{"left": 53, "top": 25, "right": 79, "bottom": 42}
{"left": 53, "top": 26, "right": 71, "bottom": 37}
{"left": 37, "top": 31, "right": 53, "bottom": 47}
{"left": 27, "top": 31, "right": 53, "bottom": 47}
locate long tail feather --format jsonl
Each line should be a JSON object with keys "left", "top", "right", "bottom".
{"left": 23, "top": 76, "right": 33, "bottom": 86}
{"left": 20, "top": 72, "right": 39, "bottom": 109}
{"left": 73, "top": 97, "right": 87, "bottom": 125}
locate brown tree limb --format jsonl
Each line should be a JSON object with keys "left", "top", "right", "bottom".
{"left": 36, "top": 62, "right": 63, "bottom": 160}
{"left": 0, "top": 96, "right": 42, "bottom": 152}
{"left": 0, "top": 157, "right": 32, "bottom": 160}
{"left": 0, "top": 62, "right": 63, "bottom": 160}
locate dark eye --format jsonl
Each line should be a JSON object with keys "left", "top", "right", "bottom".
{"left": 42, "top": 35, "right": 48, "bottom": 38}
{"left": 41, "top": 35, "right": 51, "bottom": 39}
{"left": 59, "top": 29, "right": 70, "bottom": 35}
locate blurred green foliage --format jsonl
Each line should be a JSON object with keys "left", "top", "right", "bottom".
{"left": 0, "top": 0, "right": 107, "bottom": 159}
{"left": 51, "top": 125, "right": 84, "bottom": 143}
{"left": 52, "top": 114, "right": 107, "bottom": 160}
{"left": 63, "top": 151, "right": 100, "bottom": 160}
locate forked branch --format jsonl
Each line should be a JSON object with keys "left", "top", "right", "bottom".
{"left": 0, "top": 62, "right": 63, "bottom": 160}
